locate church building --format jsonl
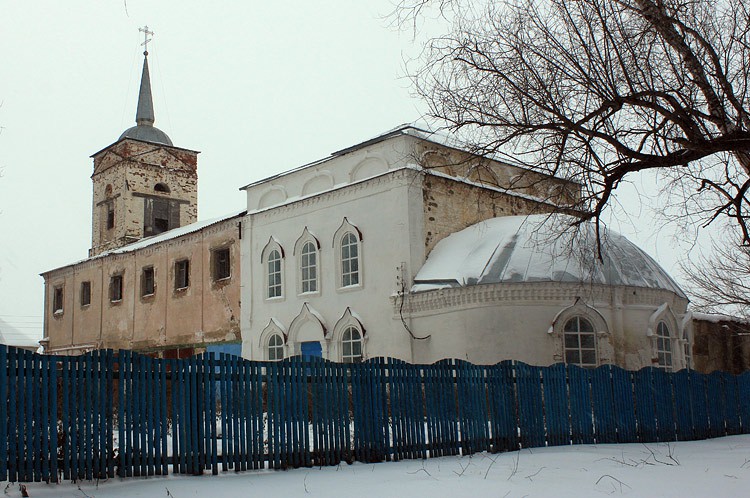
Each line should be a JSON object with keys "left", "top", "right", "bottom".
{"left": 238, "top": 126, "right": 692, "bottom": 371}
{"left": 41, "top": 35, "right": 697, "bottom": 372}
{"left": 40, "top": 47, "right": 242, "bottom": 357}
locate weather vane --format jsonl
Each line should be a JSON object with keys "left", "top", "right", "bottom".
{"left": 139, "top": 25, "right": 154, "bottom": 56}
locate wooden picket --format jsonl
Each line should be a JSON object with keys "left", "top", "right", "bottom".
{"left": 516, "top": 363, "right": 544, "bottom": 448}
{"left": 487, "top": 361, "right": 518, "bottom": 452}
{"left": 672, "top": 369, "right": 694, "bottom": 440}
{"left": 567, "top": 364, "right": 594, "bottom": 444}
{"left": 2, "top": 344, "right": 750, "bottom": 483}
{"left": 542, "top": 363, "right": 569, "bottom": 447}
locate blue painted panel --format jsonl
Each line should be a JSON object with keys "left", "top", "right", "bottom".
{"left": 301, "top": 341, "right": 323, "bottom": 359}
{"left": 205, "top": 343, "right": 242, "bottom": 357}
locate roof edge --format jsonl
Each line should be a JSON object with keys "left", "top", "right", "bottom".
{"left": 90, "top": 137, "right": 201, "bottom": 159}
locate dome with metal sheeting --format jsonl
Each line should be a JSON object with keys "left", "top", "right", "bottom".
{"left": 412, "top": 214, "right": 686, "bottom": 298}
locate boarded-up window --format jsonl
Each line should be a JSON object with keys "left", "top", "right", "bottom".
{"left": 110, "top": 274, "right": 123, "bottom": 302}
{"left": 144, "top": 197, "right": 180, "bottom": 236}
{"left": 175, "top": 259, "right": 190, "bottom": 290}
{"left": 213, "top": 248, "right": 231, "bottom": 281}
{"left": 106, "top": 202, "right": 115, "bottom": 230}
{"left": 53, "top": 286, "right": 64, "bottom": 314}
{"left": 80, "top": 281, "right": 91, "bottom": 306}
{"left": 142, "top": 266, "right": 155, "bottom": 296}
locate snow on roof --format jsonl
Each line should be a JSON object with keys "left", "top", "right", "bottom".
{"left": 692, "top": 312, "right": 748, "bottom": 324}
{"left": 412, "top": 215, "right": 686, "bottom": 297}
{"left": 104, "top": 211, "right": 244, "bottom": 255}
{"left": 42, "top": 210, "right": 245, "bottom": 274}
{"left": 0, "top": 317, "right": 41, "bottom": 348}
{"left": 417, "top": 166, "right": 559, "bottom": 208}
{"left": 239, "top": 122, "right": 538, "bottom": 191}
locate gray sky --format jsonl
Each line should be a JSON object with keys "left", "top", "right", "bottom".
{"left": 0, "top": 1, "right": 706, "bottom": 340}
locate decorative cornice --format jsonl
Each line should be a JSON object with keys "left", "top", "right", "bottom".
{"left": 398, "top": 282, "right": 687, "bottom": 316}
{"left": 252, "top": 168, "right": 416, "bottom": 221}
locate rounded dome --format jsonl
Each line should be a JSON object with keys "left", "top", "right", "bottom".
{"left": 119, "top": 125, "right": 173, "bottom": 146}
{"left": 413, "top": 215, "right": 685, "bottom": 297}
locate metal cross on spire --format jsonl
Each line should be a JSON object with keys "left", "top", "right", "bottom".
{"left": 139, "top": 25, "right": 154, "bottom": 56}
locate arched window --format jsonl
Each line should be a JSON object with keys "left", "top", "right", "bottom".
{"left": 656, "top": 321, "right": 673, "bottom": 370}
{"left": 563, "top": 316, "right": 597, "bottom": 368}
{"left": 268, "top": 334, "right": 284, "bottom": 361}
{"left": 267, "top": 249, "right": 282, "bottom": 298}
{"left": 300, "top": 241, "right": 318, "bottom": 293}
{"left": 341, "top": 326, "right": 363, "bottom": 363}
{"left": 341, "top": 232, "right": 359, "bottom": 287}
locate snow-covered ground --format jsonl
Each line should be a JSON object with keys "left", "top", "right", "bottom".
{"left": 6, "top": 435, "right": 750, "bottom": 497}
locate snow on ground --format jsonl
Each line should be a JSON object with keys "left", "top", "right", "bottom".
{"left": 6, "top": 435, "right": 750, "bottom": 497}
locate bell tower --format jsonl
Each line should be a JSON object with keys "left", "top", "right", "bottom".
{"left": 89, "top": 27, "right": 199, "bottom": 257}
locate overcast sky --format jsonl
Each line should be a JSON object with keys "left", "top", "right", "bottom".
{"left": 0, "top": 1, "right": 706, "bottom": 340}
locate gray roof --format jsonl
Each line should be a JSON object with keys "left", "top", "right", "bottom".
{"left": 118, "top": 54, "right": 173, "bottom": 146}
{"left": 413, "top": 215, "right": 686, "bottom": 298}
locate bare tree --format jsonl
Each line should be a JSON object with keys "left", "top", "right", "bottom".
{"left": 400, "top": 0, "right": 750, "bottom": 246}
{"left": 681, "top": 236, "right": 750, "bottom": 319}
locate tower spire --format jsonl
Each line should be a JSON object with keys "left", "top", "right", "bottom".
{"left": 135, "top": 25, "right": 155, "bottom": 127}
{"left": 118, "top": 26, "right": 173, "bottom": 146}
{"left": 135, "top": 54, "right": 155, "bottom": 126}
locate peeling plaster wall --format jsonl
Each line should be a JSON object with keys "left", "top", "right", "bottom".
{"left": 90, "top": 139, "right": 198, "bottom": 257}
{"left": 414, "top": 141, "right": 577, "bottom": 255}
{"left": 422, "top": 175, "right": 555, "bottom": 255}
{"left": 42, "top": 218, "right": 240, "bottom": 355}
{"left": 692, "top": 318, "right": 750, "bottom": 374}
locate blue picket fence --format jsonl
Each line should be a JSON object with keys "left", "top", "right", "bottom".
{"left": 2, "top": 345, "right": 750, "bottom": 483}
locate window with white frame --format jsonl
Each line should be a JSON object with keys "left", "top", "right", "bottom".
{"left": 341, "top": 232, "right": 359, "bottom": 287}
{"left": 341, "top": 326, "right": 363, "bottom": 363}
{"left": 300, "top": 241, "right": 318, "bottom": 293}
{"left": 656, "top": 321, "right": 673, "bottom": 370}
{"left": 268, "top": 334, "right": 284, "bottom": 361}
{"left": 563, "top": 316, "right": 597, "bottom": 368}
{"left": 267, "top": 249, "right": 283, "bottom": 298}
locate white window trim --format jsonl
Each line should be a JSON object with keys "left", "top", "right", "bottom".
{"left": 259, "top": 319, "right": 287, "bottom": 361}
{"left": 549, "top": 301, "right": 609, "bottom": 366}
{"left": 332, "top": 308, "right": 367, "bottom": 362}
{"left": 648, "top": 303, "right": 681, "bottom": 371}
{"left": 261, "top": 237, "right": 285, "bottom": 301}
{"left": 293, "top": 228, "right": 321, "bottom": 296}
{"left": 562, "top": 315, "right": 598, "bottom": 368}
{"left": 341, "top": 326, "right": 364, "bottom": 363}
{"left": 333, "top": 218, "right": 363, "bottom": 291}
{"left": 288, "top": 303, "right": 328, "bottom": 357}
{"left": 655, "top": 321, "right": 674, "bottom": 371}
